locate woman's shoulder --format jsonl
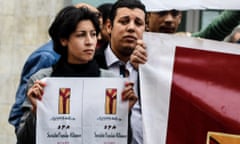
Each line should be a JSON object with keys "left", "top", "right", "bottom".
{"left": 100, "top": 69, "right": 118, "bottom": 77}
{"left": 30, "top": 67, "right": 53, "bottom": 81}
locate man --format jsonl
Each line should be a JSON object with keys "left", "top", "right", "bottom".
{"left": 147, "top": 10, "right": 240, "bottom": 41}
{"left": 97, "top": 3, "right": 113, "bottom": 49}
{"left": 8, "top": 2, "right": 102, "bottom": 134}
{"left": 94, "top": 0, "right": 146, "bottom": 143}
{"left": 147, "top": 9, "right": 182, "bottom": 34}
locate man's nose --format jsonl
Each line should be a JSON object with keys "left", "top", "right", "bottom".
{"left": 127, "top": 21, "right": 135, "bottom": 32}
{"left": 164, "top": 13, "right": 174, "bottom": 22}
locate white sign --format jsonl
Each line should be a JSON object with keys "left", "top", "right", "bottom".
{"left": 37, "top": 77, "right": 128, "bottom": 144}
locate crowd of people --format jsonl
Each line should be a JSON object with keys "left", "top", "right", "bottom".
{"left": 8, "top": 0, "right": 240, "bottom": 144}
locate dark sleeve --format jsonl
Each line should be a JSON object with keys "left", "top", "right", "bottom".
{"left": 9, "top": 45, "right": 59, "bottom": 130}
{"left": 16, "top": 68, "right": 53, "bottom": 144}
{"left": 16, "top": 111, "right": 36, "bottom": 144}
{"left": 192, "top": 10, "right": 240, "bottom": 41}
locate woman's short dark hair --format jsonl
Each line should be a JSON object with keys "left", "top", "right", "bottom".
{"left": 109, "top": 0, "right": 146, "bottom": 26}
{"left": 49, "top": 6, "right": 100, "bottom": 55}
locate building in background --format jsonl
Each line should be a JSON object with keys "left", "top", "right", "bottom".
{"left": 0, "top": 0, "right": 70, "bottom": 143}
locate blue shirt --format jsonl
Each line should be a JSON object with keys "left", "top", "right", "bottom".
{"left": 8, "top": 40, "right": 60, "bottom": 132}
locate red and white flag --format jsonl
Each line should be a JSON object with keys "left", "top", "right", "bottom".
{"left": 140, "top": 32, "right": 240, "bottom": 144}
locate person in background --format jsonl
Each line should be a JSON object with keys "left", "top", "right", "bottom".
{"left": 8, "top": 40, "right": 59, "bottom": 134}
{"left": 147, "top": 9, "right": 182, "bottom": 33}
{"left": 94, "top": 0, "right": 146, "bottom": 143}
{"left": 8, "top": 2, "right": 102, "bottom": 134}
{"left": 224, "top": 24, "right": 240, "bottom": 43}
{"left": 97, "top": 3, "right": 113, "bottom": 49}
{"left": 16, "top": 6, "right": 137, "bottom": 144}
{"left": 147, "top": 10, "right": 240, "bottom": 41}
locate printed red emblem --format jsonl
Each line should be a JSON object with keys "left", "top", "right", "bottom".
{"left": 105, "top": 88, "right": 117, "bottom": 114}
{"left": 59, "top": 88, "right": 71, "bottom": 114}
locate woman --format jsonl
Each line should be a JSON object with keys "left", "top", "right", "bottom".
{"left": 17, "top": 6, "right": 137, "bottom": 144}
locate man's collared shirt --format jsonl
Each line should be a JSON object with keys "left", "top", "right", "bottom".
{"left": 104, "top": 44, "right": 143, "bottom": 144}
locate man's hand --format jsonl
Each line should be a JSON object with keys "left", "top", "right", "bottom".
{"left": 121, "top": 82, "right": 138, "bottom": 110}
{"left": 130, "top": 39, "right": 147, "bottom": 70}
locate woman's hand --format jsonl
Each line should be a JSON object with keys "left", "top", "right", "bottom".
{"left": 27, "top": 80, "right": 46, "bottom": 113}
{"left": 121, "top": 82, "right": 138, "bottom": 110}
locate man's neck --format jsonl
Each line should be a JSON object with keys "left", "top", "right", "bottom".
{"left": 110, "top": 47, "right": 129, "bottom": 63}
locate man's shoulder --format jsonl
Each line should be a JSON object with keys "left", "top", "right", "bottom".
{"left": 26, "top": 41, "right": 60, "bottom": 62}
{"left": 30, "top": 41, "right": 59, "bottom": 57}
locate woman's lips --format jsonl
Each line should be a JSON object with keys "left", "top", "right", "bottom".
{"left": 83, "top": 49, "right": 94, "bottom": 54}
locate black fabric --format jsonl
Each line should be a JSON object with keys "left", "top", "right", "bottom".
{"left": 51, "top": 57, "right": 100, "bottom": 77}
{"left": 137, "top": 73, "right": 142, "bottom": 113}
{"left": 119, "top": 64, "right": 126, "bottom": 77}
{"left": 17, "top": 112, "right": 36, "bottom": 144}
{"left": 128, "top": 111, "right": 132, "bottom": 144}
{"left": 94, "top": 44, "right": 108, "bottom": 69}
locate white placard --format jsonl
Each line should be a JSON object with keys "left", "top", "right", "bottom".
{"left": 37, "top": 77, "right": 128, "bottom": 144}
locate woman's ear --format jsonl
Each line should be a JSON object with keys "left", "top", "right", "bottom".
{"left": 60, "top": 38, "right": 68, "bottom": 47}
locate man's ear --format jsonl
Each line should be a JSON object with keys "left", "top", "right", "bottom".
{"left": 178, "top": 12, "right": 183, "bottom": 24}
{"left": 106, "top": 19, "right": 112, "bottom": 34}
{"left": 104, "top": 19, "right": 111, "bottom": 29}
{"left": 60, "top": 38, "right": 68, "bottom": 47}
{"left": 145, "top": 12, "right": 151, "bottom": 32}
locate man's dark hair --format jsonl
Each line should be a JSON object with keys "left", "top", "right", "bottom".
{"left": 49, "top": 6, "right": 100, "bottom": 55}
{"left": 97, "top": 3, "right": 113, "bottom": 24}
{"left": 109, "top": 0, "right": 146, "bottom": 25}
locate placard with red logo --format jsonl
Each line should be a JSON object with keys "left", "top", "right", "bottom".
{"left": 37, "top": 78, "right": 128, "bottom": 144}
